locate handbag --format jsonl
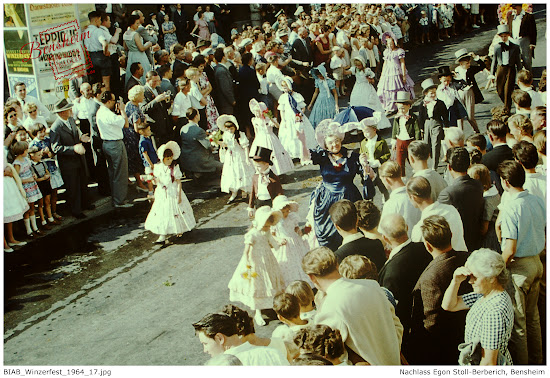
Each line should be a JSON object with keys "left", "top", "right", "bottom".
{"left": 458, "top": 339, "right": 482, "bottom": 366}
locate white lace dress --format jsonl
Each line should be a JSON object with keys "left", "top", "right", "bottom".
{"left": 249, "top": 116, "right": 294, "bottom": 175}
{"left": 220, "top": 131, "right": 255, "bottom": 193}
{"left": 228, "top": 228, "right": 286, "bottom": 310}
{"left": 144, "top": 164, "right": 196, "bottom": 236}
{"left": 272, "top": 213, "right": 314, "bottom": 286}
{"left": 278, "top": 91, "right": 317, "bottom": 161}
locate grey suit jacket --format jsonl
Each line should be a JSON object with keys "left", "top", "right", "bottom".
{"left": 137, "top": 25, "right": 157, "bottom": 65}
{"left": 50, "top": 117, "right": 88, "bottom": 175}
{"left": 490, "top": 41, "right": 522, "bottom": 75}
{"left": 88, "top": 100, "right": 103, "bottom": 164}
{"left": 69, "top": 76, "right": 88, "bottom": 101}
{"left": 214, "top": 63, "right": 235, "bottom": 114}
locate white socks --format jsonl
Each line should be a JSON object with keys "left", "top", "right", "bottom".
{"left": 24, "top": 218, "right": 32, "bottom": 235}
{"left": 30, "top": 215, "right": 38, "bottom": 232}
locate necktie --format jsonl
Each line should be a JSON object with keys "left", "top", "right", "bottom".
{"left": 500, "top": 42, "right": 510, "bottom": 52}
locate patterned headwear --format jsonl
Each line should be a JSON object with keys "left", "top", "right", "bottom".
{"left": 315, "top": 120, "right": 359, "bottom": 150}
{"left": 381, "top": 31, "right": 398, "bottom": 45}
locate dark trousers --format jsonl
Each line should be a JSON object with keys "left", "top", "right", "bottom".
{"left": 496, "top": 65, "right": 516, "bottom": 110}
{"left": 424, "top": 120, "right": 444, "bottom": 170}
{"left": 109, "top": 54, "right": 122, "bottom": 99}
{"left": 94, "top": 150, "right": 111, "bottom": 196}
{"left": 395, "top": 138, "right": 413, "bottom": 177}
{"left": 77, "top": 119, "right": 96, "bottom": 180}
{"left": 59, "top": 164, "right": 89, "bottom": 215}
{"left": 373, "top": 171, "right": 389, "bottom": 201}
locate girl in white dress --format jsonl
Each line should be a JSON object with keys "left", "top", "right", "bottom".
{"left": 228, "top": 206, "right": 286, "bottom": 326}
{"left": 349, "top": 56, "right": 392, "bottom": 130}
{"left": 277, "top": 77, "right": 316, "bottom": 166}
{"left": 144, "top": 141, "right": 196, "bottom": 244}
{"left": 217, "top": 114, "right": 255, "bottom": 204}
{"left": 271, "top": 195, "right": 313, "bottom": 287}
{"left": 3, "top": 145, "right": 29, "bottom": 252}
{"left": 248, "top": 99, "right": 294, "bottom": 176}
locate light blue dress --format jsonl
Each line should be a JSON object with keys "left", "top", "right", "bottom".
{"left": 309, "top": 65, "right": 337, "bottom": 129}
{"left": 124, "top": 30, "right": 151, "bottom": 85}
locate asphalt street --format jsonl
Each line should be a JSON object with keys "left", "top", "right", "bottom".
{"left": 3, "top": 9, "right": 546, "bottom": 367}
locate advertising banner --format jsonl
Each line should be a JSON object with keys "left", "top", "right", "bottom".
{"left": 4, "top": 4, "right": 26, "bottom": 28}
{"left": 4, "top": 30, "right": 34, "bottom": 75}
{"left": 28, "top": 4, "right": 75, "bottom": 27}
{"left": 37, "top": 75, "right": 70, "bottom": 113}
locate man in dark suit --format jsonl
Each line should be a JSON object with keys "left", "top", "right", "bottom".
{"left": 490, "top": 25, "right": 522, "bottom": 110}
{"left": 49, "top": 99, "right": 93, "bottom": 218}
{"left": 438, "top": 147, "right": 484, "bottom": 251}
{"left": 481, "top": 119, "right": 514, "bottom": 194}
{"left": 172, "top": 4, "right": 189, "bottom": 44}
{"left": 125, "top": 62, "right": 143, "bottom": 94}
{"left": 405, "top": 215, "right": 470, "bottom": 365}
{"left": 330, "top": 200, "right": 386, "bottom": 272}
{"left": 213, "top": 48, "right": 236, "bottom": 115}
{"left": 171, "top": 44, "right": 190, "bottom": 86}
{"left": 141, "top": 71, "right": 173, "bottom": 145}
{"left": 507, "top": 4, "right": 537, "bottom": 71}
{"left": 378, "top": 214, "right": 432, "bottom": 341}
{"left": 290, "top": 26, "right": 314, "bottom": 103}
{"left": 237, "top": 52, "right": 260, "bottom": 138}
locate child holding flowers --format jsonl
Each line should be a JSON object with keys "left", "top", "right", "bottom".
{"left": 228, "top": 206, "right": 286, "bottom": 326}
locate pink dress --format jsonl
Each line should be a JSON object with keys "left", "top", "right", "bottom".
{"left": 377, "top": 48, "right": 415, "bottom": 112}
{"left": 196, "top": 19, "right": 210, "bottom": 41}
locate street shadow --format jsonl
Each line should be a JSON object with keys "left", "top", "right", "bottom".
{"left": 171, "top": 225, "right": 250, "bottom": 246}
{"left": 5, "top": 294, "right": 51, "bottom": 313}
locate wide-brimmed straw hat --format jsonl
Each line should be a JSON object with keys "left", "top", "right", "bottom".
{"left": 157, "top": 141, "right": 181, "bottom": 160}
{"left": 217, "top": 114, "right": 240, "bottom": 132}
{"left": 276, "top": 76, "right": 294, "bottom": 92}
{"left": 272, "top": 194, "right": 299, "bottom": 213}
{"left": 351, "top": 56, "right": 366, "bottom": 67}
{"left": 253, "top": 206, "right": 283, "bottom": 229}
{"left": 381, "top": 31, "right": 397, "bottom": 45}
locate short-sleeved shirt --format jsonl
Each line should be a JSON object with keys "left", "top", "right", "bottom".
{"left": 84, "top": 25, "right": 106, "bottom": 52}
{"left": 462, "top": 291, "right": 514, "bottom": 365}
{"left": 139, "top": 136, "right": 158, "bottom": 167}
{"left": 96, "top": 105, "right": 125, "bottom": 141}
{"left": 499, "top": 190, "right": 546, "bottom": 257}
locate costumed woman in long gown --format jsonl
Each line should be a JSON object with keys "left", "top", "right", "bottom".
{"left": 377, "top": 31, "right": 415, "bottom": 114}
{"left": 308, "top": 64, "right": 339, "bottom": 129}
{"left": 249, "top": 99, "right": 294, "bottom": 176}
{"left": 349, "top": 56, "right": 392, "bottom": 130}
{"left": 307, "top": 120, "right": 376, "bottom": 252}
{"left": 277, "top": 77, "right": 317, "bottom": 165}
{"left": 124, "top": 14, "right": 153, "bottom": 86}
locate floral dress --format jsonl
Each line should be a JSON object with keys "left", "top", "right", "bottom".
{"left": 29, "top": 137, "right": 64, "bottom": 189}
{"left": 377, "top": 48, "right": 415, "bottom": 112}
{"left": 199, "top": 72, "right": 219, "bottom": 131}
{"left": 13, "top": 157, "right": 42, "bottom": 203}
{"left": 162, "top": 21, "right": 177, "bottom": 51}
{"left": 228, "top": 227, "right": 286, "bottom": 310}
{"left": 144, "top": 163, "right": 196, "bottom": 236}
{"left": 124, "top": 103, "right": 145, "bottom": 176}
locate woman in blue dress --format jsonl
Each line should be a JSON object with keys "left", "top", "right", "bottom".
{"left": 162, "top": 14, "right": 178, "bottom": 52}
{"left": 307, "top": 63, "right": 339, "bottom": 129}
{"left": 308, "top": 120, "right": 375, "bottom": 251}
{"left": 123, "top": 14, "right": 153, "bottom": 86}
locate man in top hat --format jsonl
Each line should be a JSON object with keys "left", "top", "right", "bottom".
{"left": 391, "top": 91, "right": 421, "bottom": 177}
{"left": 49, "top": 98, "right": 93, "bottom": 218}
{"left": 490, "top": 24, "right": 522, "bottom": 110}
{"left": 506, "top": 4, "right": 537, "bottom": 71}
{"left": 248, "top": 146, "right": 284, "bottom": 218}
{"left": 419, "top": 78, "right": 448, "bottom": 170}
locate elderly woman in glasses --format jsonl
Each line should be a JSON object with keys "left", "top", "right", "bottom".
{"left": 442, "top": 248, "right": 513, "bottom": 365}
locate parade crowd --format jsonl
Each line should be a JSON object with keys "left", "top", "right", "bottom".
{"left": 2, "top": 3, "right": 547, "bottom": 367}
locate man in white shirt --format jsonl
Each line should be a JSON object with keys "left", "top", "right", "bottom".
{"left": 11, "top": 81, "right": 50, "bottom": 121}
{"left": 408, "top": 141, "right": 448, "bottom": 201}
{"left": 96, "top": 91, "right": 132, "bottom": 208}
{"left": 512, "top": 140, "right": 546, "bottom": 206}
{"left": 302, "top": 247, "right": 403, "bottom": 365}
{"left": 379, "top": 161, "right": 421, "bottom": 236}
{"left": 406, "top": 175, "right": 468, "bottom": 252}
{"left": 172, "top": 78, "right": 192, "bottom": 129}
{"left": 508, "top": 4, "right": 537, "bottom": 71}
{"left": 193, "top": 313, "right": 289, "bottom": 366}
